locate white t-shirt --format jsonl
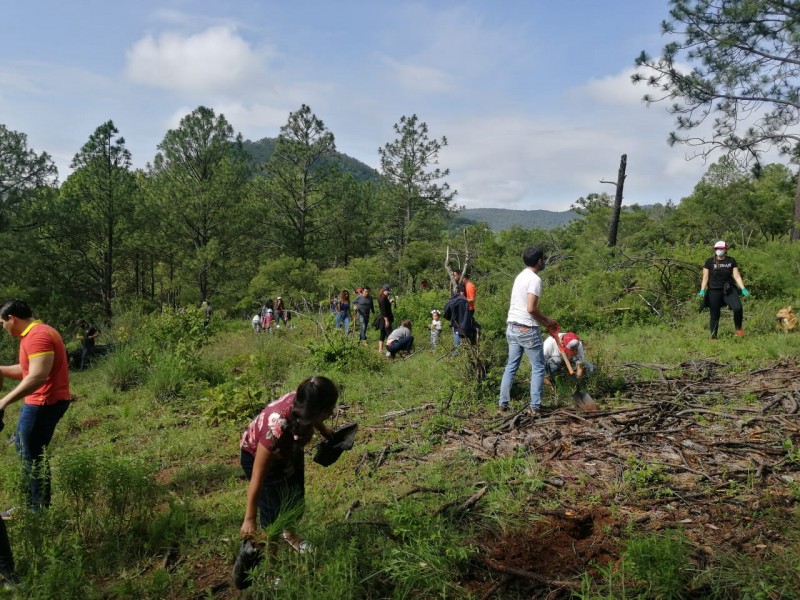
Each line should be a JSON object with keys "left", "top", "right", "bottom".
{"left": 543, "top": 334, "right": 586, "bottom": 364}
{"left": 506, "top": 268, "right": 542, "bottom": 327}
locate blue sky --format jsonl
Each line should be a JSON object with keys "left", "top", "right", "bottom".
{"left": 0, "top": 1, "right": 755, "bottom": 210}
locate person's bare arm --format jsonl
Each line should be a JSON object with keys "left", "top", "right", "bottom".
{"left": 240, "top": 444, "right": 274, "bottom": 538}
{"left": 732, "top": 267, "right": 745, "bottom": 290}
{"left": 315, "top": 422, "right": 334, "bottom": 441}
{"left": 0, "top": 354, "right": 53, "bottom": 410}
{"left": 0, "top": 365, "right": 23, "bottom": 380}
{"left": 700, "top": 268, "right": 709, "bottom": 291}
{"left": 527, "top": 293, "right": 555, "bottom": 329}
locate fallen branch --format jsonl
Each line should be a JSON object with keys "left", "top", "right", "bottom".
{"left": 481, "top": 557, "right": 579, "bottom": 589}
{"left": 434, "top": 486, "right": 488, "bottom": 516}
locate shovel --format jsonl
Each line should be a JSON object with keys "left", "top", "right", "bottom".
{"left": 546, "top": 323, "right": 598, "bottom": 412}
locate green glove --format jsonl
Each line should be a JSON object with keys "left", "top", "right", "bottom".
{"left": 741, "top": 288, "right": 750, "bottom": 297}
{"left": 697, "top": 289, "right": 706, "bottom": 298}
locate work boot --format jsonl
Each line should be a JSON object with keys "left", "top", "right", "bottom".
{"left": 735, "top": 329, "right": 746, "bottom": 336}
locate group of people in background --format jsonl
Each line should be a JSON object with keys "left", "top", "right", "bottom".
{"left": 252, "top": 297, "right": 290, "bottom": 334}
{"left": 0, "top": 237, "right": 753, "bottom": 590}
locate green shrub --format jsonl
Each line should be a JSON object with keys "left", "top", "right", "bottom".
{"left": 202, "top": 377, "right": 269, "bottom": 426}
{"left": 56, "top": 448, "right": 162, "bottom": 545}
{"left": 146, "top": 352, "right": 192, "bottom": 401}
{"left": 624, "top": 530, "right": 691, "bottom": 599}
{"left": 307, "top": 333, "right": 385, "bottom": 374}
{"left": 101, "top": 345, "right": 146, "bottom": 391}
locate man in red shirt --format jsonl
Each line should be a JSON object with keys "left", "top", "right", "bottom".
{"left": 0, "top": 300, "right": 72, "bottom": 512}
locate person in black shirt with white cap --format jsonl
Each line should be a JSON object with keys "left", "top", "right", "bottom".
{"left": 698, "top": 240, "right": 750, "bottom": 339}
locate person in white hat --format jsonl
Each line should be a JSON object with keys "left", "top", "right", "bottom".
{"left": 698, "top": 240, "right": 750, "bottom": 339}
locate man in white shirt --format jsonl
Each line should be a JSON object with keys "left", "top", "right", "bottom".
{"left": 498, "top": 247, "right": 557, "bottom": 414}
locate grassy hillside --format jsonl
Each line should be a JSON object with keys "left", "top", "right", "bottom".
{"left": 0, "top": 298, "right": 798, "bottom": 598}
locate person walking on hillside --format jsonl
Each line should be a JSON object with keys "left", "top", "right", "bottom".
{"left": 377, "top": 285, "right": 394, "bottom": 354}
{"left": 76, "top": 319, "right": 101, "bottom": 370}
{"left": 498, "top": 247, "right": 557, "bottom": 415}
{"left": 452, "top": 271, "right": 476, "bottom": 316}
{"left": 274, "top": 297, "right": 286, "bottom": 328}
{"left": 334, "top": 290, "right": 352, "bottom": 334}
{"left": 353, "top": 286, "right": 375, "bottom": 342}
{"left": 698, "top": 240, "right": 750, "bottom": 339}
{"left": 0, "top": 299, "right": 73, "bottom": 512}
{"left": 239, "top": 376, "right": 337, "bottom": 554}
{"left": 443, "top": 285, "right": 478, "bottom": 346}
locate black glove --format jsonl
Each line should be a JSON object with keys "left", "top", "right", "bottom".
{"left": 0, "top": 409, "right": 4, "bottom": 433}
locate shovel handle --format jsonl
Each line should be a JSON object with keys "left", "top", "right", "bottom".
{"left": 558, "top": 345, "right": 575, "bottom": 376}
{"left": 547, "top": 322, "right": 575, "bottom": 376}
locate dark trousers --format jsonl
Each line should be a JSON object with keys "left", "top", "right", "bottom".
{"left": 80, "top": 346, "right": 92, "bottom": 370}
{"left": 15, "top": 401, "right": 70, "bottom": 510}
{"left": 387, "top": 335, "right": 414, "bottom": 357}
{"left": 0, "top": 520, "right": 14, "bottom": 579}
{"left": 708, "top": 288, "right": 743, "bottom": 338}
{"left": 240, "top": 449, "right": 305, "bottom": 529}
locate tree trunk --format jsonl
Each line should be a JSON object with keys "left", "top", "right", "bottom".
{"left": 608, "top": 154, "right": 627, "bottom": 247}
{"left": 791, "top": 168, "right": 800, "bottom": 242}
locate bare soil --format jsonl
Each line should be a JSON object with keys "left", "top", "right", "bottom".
{"left": 455, "top": 359, "right": 800, "bottom": 598}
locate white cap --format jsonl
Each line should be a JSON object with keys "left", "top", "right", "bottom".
{"left": 713, "top": 240, "right": 728, "bottom": 250}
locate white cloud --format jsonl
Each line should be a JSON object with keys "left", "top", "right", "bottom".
{"left": 577, "top": 68, "right": 645, "bottom": 107}
{"left": 380, "top": 56, "right": 454, "bottom": 94}
{"left": 125, "top": 26, "right": 267, "bottom": 94}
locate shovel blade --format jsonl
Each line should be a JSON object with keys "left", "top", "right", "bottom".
{"left": 572, "top": 391, "right": 598, "bottom": 412}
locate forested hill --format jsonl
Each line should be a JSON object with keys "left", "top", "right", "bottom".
{"left": 242, "top": 137, "right": 380, "bottom": 182}
{"left": 458, "top": 208, "right": 578, "bottom": 231}
{"left": 241, "top": 138, "right": 578, "bottom": 231}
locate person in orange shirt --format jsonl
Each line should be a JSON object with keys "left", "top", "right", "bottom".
{"left": 452, "top": 272, "right": 476, "bottom": 314}
{"left": 0, "top": 300, "right": 72, "bottom": 512}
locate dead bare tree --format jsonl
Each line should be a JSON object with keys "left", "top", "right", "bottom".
{"left": 445, "top": 229, "right": 471, "bottom": 296}
{"left": 600, "top": 154, "right": 627, "bottom": 248}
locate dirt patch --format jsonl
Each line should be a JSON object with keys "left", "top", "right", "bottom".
{"left": 457, "top": 359, "right": 800, "bottom": 597}
{"left": 188, "top": 555, "right": 236, "bottom": 599}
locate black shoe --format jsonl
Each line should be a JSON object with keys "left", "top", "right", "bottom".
{"left": 232, "top": 539, "right": 263, "bottom": 590}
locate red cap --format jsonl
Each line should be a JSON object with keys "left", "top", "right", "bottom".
{"left": 561, "top": 332, "right": 580, "bottom": 357}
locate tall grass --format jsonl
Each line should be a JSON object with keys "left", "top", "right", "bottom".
{"left": 0, "top": 304, "right": 795, "bottom": 598}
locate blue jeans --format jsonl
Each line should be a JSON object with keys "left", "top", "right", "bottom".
{"left": 452, "top": 330, "right": 461, "bottom": 347}
{"left": 499, "top": 324, "right": 545, "bottom": 410}
{"left": 15, "top": 401, "right": 70, "bottom": 510}
{"left": 335, "top": 312, "right": 350, "bottom": 334}
{"left": 356, "top": 314, "right": 369, "bottom": 341}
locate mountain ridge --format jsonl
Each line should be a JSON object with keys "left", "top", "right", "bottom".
{"left": 457, "top": 207, "right": 578, "bottom": 231}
